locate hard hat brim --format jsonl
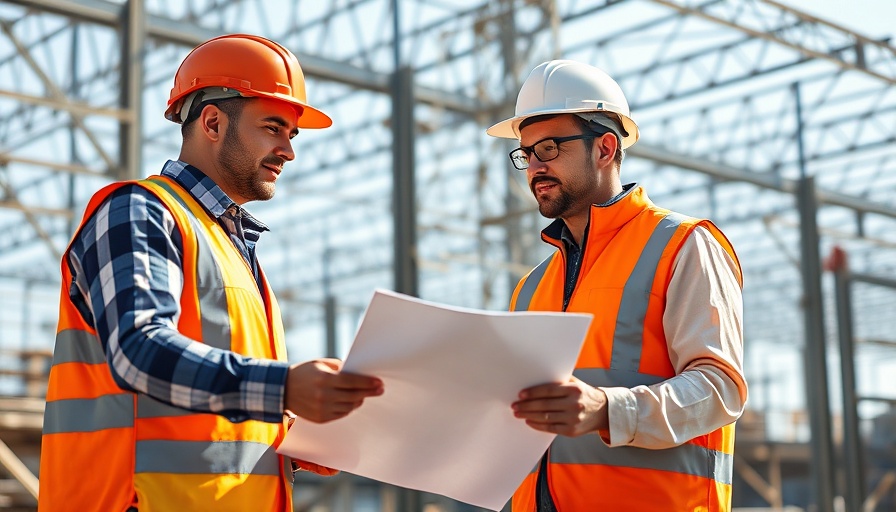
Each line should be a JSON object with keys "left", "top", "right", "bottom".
{"left": 165, "top": 90, "right": 333, "bottom": 129}
{"left": 267, "top": 92, "right": 333, "bottom": 129}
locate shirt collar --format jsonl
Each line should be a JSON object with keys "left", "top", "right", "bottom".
{"left": 560, "top": 223, "right": 578, "bottom": 249}
{"left": 160, "top": 160, "right": 269, "bottom": 232}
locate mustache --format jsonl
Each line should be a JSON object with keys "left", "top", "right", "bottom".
{"left": 262, "top": 156, "right": 286, "bottom": 170}
{"left": 530, "top": 175, "right": 559, "bottom": 193}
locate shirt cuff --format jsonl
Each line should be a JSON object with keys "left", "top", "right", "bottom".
{"left": 601, "top": 386, "right": 639, "bottom": 447}
{"left": 244, "top": 359, "right": 290, "bottom": 423}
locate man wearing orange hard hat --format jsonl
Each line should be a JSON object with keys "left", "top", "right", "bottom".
{"left": 39, "top": 34, "right": 383, "bottom": 512}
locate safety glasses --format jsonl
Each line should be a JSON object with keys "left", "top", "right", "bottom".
{"left": 508, "top": 134, "right": 595, "bottom": 170}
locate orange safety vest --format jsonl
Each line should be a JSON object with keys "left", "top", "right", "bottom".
{"left": 39, "top": 176, "right": 293, "bottom": 512}
{"left": 510, "top": 186, "right": 742, "bottom": 512}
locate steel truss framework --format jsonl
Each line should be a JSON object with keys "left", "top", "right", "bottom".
{"left": 1, "top": 0, "right": 895, "bottom": 510}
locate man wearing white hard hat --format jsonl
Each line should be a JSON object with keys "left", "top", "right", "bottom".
{"left": 493, "top": 60, "right": 747, "bottom": 511}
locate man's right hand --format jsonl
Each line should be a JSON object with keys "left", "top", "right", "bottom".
{"left": 284, "top": 358, "right": 383, "bottom": 423}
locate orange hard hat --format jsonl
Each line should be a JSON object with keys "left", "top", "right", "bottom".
{"left": 165, "top": 34, "right": 332, "bottom": 128}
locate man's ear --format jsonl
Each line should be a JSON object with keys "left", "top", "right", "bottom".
{"left": 595, "top": 132, "right": 618, "bottom": 166}
{"left": 199, "top": 104, "right": 223, "bottom": 142}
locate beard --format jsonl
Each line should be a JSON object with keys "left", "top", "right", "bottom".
{"left": 218, "top": 124, "right": 282, "bottom": 202}
{"left": 531, "top": 158, "right": 599, "bottom": 220}
{"left": 535, "top": 180, "right": 575, "bottom": 219}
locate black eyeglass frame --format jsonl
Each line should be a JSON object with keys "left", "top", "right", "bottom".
{"left": 508, "top": 134, "right": 595, "bottom": 171}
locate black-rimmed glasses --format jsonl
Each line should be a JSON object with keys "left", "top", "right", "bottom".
{"left": 508, "top": 134, "right": 595, "bottom": 170}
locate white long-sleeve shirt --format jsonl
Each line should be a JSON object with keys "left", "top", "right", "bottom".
{"left": 601, "top": 225, "right": 748, "bottom": 448}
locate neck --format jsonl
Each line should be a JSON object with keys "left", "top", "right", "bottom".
{"left": 177, "top": 146, "right": 205, "bottom": 174}
{"left": 562, "top": 213, "right": 590, "bottom": 246}
{"left": 562, "top": 181, "right": 627, "bottom": 244}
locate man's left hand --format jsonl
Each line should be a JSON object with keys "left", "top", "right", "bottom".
{"left": 512, "top": 377, "right": 609, "bottom": 437}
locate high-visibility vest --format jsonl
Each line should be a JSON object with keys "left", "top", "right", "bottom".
{"left": 510, "top": 186, "right": 742, "bottom": 512}
{"left": 39, "top": 175, "right": 293, "bottom": 512}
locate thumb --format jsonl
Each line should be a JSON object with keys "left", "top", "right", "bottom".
{"left": 316, "top": 358, "right": 344, "bottom": 372}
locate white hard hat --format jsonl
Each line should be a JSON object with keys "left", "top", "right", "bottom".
{"left": 487, "top": 60, "right": 639, "bottom": 149}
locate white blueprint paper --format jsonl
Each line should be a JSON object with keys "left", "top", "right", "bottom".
{"left": 277, "top": 289, "right": 592, "bottom": 511}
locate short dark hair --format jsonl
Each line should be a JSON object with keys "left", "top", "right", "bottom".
{"left": 573, "top": 115, "right": 624, "bottom": 168}
{"left": 519, "top": 113, "right": 624, "bottom": 167}
{"left": 181, "top": 97, "right": 249, "bottom": 138}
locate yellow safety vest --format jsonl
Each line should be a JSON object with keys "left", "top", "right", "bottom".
{"left": 39, "top": 175, "right": 293, "bottom": 512}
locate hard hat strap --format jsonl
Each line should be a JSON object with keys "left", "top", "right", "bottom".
{"left": 180, "top": 87, "right": 245, "bottom": 124}
{"left": 576, "top": 112, "right": 626, "bottom": 140}
{"left": 576, "top": 112, "right": 627, "bottom": 163}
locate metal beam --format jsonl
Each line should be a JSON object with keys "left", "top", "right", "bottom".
{"left": 0, "top": 18, "right": 117, "bottom": 171}
{"left": 0, "top": 200, "right": 74, "bottom": 217}
{"left": 649, "top": 0, "right": 896, "bottom": 85}
{"left": 0, "top": 174, "right": 62, "bottom": 260}
{"left": 628, "top": 144, "right": 896, "bottom": 221}
{"left": 0, "top": 437, "right": 38, "bottom": 500}
{"left": 7, "top": 0, "right": 482, "bottom": 115}
{"left": 0, "top": 88, "right": 131, "bottom": 121}
{"left": 851, "top": 272, "right": 896, "bottom": 289}
{"left": 0, "top": 154, "right": 106, "bottom": 176}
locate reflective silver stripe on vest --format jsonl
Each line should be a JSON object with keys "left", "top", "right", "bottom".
{"left": 51, "top": 329, "right": 105, "bottom": 365}
{"left": 610, "top": 212, "right": 686, "bottom": 372}
{"left": 152, "top": 179, "right": 232, "bottom": 350}
{"left": 573, "top": 367, "right": 665, "bottom": 388}
{"left": 567, "top": 366, "right": 734, "bottom": 484}
{"left": 192, "top": 223, "right": 232, "bottom": 351}
{"left": 550, "top": 435, "right": 732, "bottom": 485}
{"left": 43, "top": 394, "right": 134, "bottom": 434}
{"left": 512, "top": 254, "right": 554, "bottom": 312}
{"left": 135, "top": 440, "right": 280, "bottom": 476}
{"left": 136, "top": 394, "right": 193, "bottom": 419}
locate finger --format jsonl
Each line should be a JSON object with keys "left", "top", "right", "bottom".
{"left": 517, "top": 408, "right": 567, "bottom": 423}
{"left": 512, "top": 397, "right": 569, "bottom": 414}
{"left": 316, "top": 358, "right": 343, "bottom": 371}
{"left": 524, "top": 414, "right": 564, "bottom": 432}
{"left": 303, "top": 399, "right": 364, "bottom": 423}
{"left": 518, "top": 382, "right": 570, "bottom": 400}
{"left": 332, "top": 372, "right": 384, "bottom": 392}
{"left": 324, "top": 389, "right": 378, "bottom": 406}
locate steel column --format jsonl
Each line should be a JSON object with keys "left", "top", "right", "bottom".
{"left": 796, "top": 174, "right": 836, "bottom": 512}
{"left": 324, "top": 296, "right": 338, "bottom": 359}
{"left": 391, "top": 66, "right": 418, "bottom": 300}
{"left": 390, "top": 61, "right": 422, "bottom": 511}
{"left": 119, "top": 0, "right": 144, "bottom": 180}
{"left": 829, "top": 248, "right": 865, "bottom": 512}
{"left": 794, "top": 80, "right": 835, "bottom": 512}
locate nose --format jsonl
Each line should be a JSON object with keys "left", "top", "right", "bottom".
{"left": 276, "top": 139, "right": 295, "bottom": 162}
{"left": 526, "top": 155, "right": 548, "bottom": 178}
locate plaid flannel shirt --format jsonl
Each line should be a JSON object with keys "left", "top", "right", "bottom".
{"left": 66, "top": 160, "right": 288, "bottom": 423}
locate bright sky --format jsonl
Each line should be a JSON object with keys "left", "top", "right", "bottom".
{"left": 779, "top": 0, "right": 895, "bottom": 41}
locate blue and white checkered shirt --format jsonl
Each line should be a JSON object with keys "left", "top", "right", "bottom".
{"left": 67, "top": 160, "right": 289, "bottom": 423}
